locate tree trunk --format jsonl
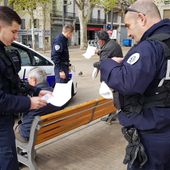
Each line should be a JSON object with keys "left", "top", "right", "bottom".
{"left": 42, "top": 4, "right": 46, "bottom": 52}
{"left": 78, "top": 9, "right": 88, "bottom": 50}
{"left": 30, "top": 12, "right": 35, "bottom": 49}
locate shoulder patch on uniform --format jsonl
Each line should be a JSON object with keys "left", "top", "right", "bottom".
{"left": 55, "top": 45, "right": 60, "bottom": 51}
{"left": 127, "top": 53, "right": 140, "bottom": 65}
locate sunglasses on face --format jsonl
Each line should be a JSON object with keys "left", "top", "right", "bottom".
{"left": 125, "top": 7, "right": 145, "bottom": 15}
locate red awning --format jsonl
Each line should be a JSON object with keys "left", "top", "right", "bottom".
{"left": 87, "top": 27, "right": 103, "bottom": 31}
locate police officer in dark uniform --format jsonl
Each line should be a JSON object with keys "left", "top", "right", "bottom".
{"left": 0, "top": 6, "right": 49, "bottom": 170}
{"left": 51, "top": 24, "right": 74, "bottom": 83}
{"left": 100, "top": 1, "right": 170, "bottom": 170}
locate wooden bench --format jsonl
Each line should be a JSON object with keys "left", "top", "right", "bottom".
{"left": 16, "top": 97, "right": 117, "bottom": 170}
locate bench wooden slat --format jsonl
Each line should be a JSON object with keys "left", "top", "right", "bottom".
{"left": 40, "top": 98, "right": 101, "bottom": 121}
{"left": 36, "top": 115, "right": 93, "bottom": 144}
{"left": 38, "top": 109, "right": 93, "bottom": 135}
{"left": 36, "top": 99, "right": 115, "bottom": 145}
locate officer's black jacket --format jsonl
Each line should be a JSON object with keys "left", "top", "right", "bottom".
{"left": 100, "top": 19, "right": 170, "bottom": 131}
{"left": 51, "top": 33, "right": 70, "bottom": 71}
{"left": 0, "top": 41, "right": 31, "bottom": 114}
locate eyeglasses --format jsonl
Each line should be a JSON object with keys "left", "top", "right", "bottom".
{"left": 125, "top": 7, "right": 145, "bottom": 15}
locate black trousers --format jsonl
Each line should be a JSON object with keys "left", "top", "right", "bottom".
{"left": 0, "top": 115, "right": 19, "bottom": 170}
{"left": 128, "top": 130, "right": 170, "bottom": 170}
{"left": 20, "top": 104, "right": 62, "bottom": 139}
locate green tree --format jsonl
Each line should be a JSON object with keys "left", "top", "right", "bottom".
{"left": 76, "top": 0, "right": 135, "bottom": 49}
{"left": 75, "top": 0, "right": 97, "bottom": 49}
{"left": 9, "top": 0, "right": 50, "bottom": 50}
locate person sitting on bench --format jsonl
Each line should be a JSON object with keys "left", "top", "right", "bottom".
{"left": 15, "top": 67, "right": 64, "bottom": 142}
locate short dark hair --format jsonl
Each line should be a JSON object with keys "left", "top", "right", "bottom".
{"left": 63, "top": 24, "right": 74, "bottom": 33}
{"left": 0, "top": 6, "right": 21, "bottom": 25}
{"left": 96, "top": 30, "right": 110, "bottom": 41}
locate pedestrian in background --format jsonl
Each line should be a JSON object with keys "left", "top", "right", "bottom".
{"left": 100, "top": 0, "right": 170, "bottom": 169}
{"left": 93, "top": 30, "right": 123, "bottom": 123}
{"left": 51, "top": 24, "right": 74, "bottom": 83}
{"left": 93, "top": 30, "right": 123, "bottom": 70}
{"left": 0, "top": 6, "right": 50, "bottom": 170}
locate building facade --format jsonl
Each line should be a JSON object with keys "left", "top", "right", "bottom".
{"left": 51, "top": 0, "right": 106, "bottom": 46}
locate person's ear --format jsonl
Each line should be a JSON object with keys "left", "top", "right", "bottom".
{"left": 28, "top": 77, "right": 37, "bottom": 86}
{"left": 33, "top": 78, "right": 38, "bottom": 86}
{"left": 137, "top": 13, "right": 146, "bottom": 26}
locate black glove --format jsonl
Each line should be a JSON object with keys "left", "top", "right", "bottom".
{"left": 122, "top": 127, "right": 148, "bottom": 168}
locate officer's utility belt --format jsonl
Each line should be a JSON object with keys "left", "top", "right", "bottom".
{"left": 62, "top": 62, "right": 70, "bottom": 66}
{"left": 121, "top": 86, "right": 170, "bottom": 116}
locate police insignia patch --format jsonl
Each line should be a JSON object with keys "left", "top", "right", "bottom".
{"left": 127, "top": 53, "right": 140, "bottom": 65}
{"left": 55, "top": 45, "right": 60, "bottom": 51}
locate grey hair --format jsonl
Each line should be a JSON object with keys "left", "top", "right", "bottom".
{"left": 28, "top": 67, "right": 47, "bottom": 84}
{"left": 130, "top": 0, "right": 161, "bottom": 19}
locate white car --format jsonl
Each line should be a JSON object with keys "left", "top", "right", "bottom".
{"left": 9, "top": 41, "right": 77, "bottom": 96}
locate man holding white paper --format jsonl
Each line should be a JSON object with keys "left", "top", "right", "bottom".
{"left": 93, "top": 30, "right": 123, "bottom": 123}
{"left": 93, "top": 30, "right": 123, "bottom": 72}
{"left": 15, "top": 68, "right": 71, "bottom": 142}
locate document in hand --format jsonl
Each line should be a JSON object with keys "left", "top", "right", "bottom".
{"left": 83, "top": 45, "right": 97, "bottom": 59}
{"left": 44, "top": 80, "right": 73, "bottom": 107}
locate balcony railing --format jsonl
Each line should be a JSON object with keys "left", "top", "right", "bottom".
{"left": 88, "top": 18, "right": 106, "bottom": 24}
{"left": 75, "top": 17, "right": 106, "bottom": 24}
{"left": 51, "top": 11, "right": 76, "bottom": 19}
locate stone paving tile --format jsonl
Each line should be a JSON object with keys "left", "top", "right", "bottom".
{"left": 21, "top": 120, "right": 127, "bottom": 170}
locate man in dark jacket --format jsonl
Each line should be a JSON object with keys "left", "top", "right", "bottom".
{"left": 0, "top": 7, "right": 50, "bottom": 170}
{"left": 100, "top": 1, "right": 170, "bottom": 169}
{"left": 51, "top": 24, "right": 74, "bottom": 83}
{"left": 93, "top": 30, "right": 123, "bottom": 69}
{"left": 93, "top": 30, "right": 123, "bottom": 123}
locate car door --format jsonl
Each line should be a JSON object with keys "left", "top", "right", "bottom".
{"left": 10, "top": 42, "right": 55, "bottom": 87}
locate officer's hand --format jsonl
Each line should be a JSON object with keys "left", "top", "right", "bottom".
{"left": 112, "top": 57, "right": 123, "bottom": 63}
{"left": 39, "top": 90, "right": 52, "bottom": 97}
{"left": 30, "top": 97, "right": 47, "bottom": 110}
{"left": 59, "top": 71, "right": 66, "bottom": 79}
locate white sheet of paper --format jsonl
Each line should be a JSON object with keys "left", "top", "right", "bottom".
{"left": 45, "top": 80, "right": 73, "bottom": 107}
{"left": 83, "top": 45, "right": 97, "bottom": 59}
{"left": 99, "top": 81, "right": 113, "bottom": 99}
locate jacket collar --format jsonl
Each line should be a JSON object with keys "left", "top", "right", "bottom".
{"left": 140, "top": 19, "right": 170, "bottom": 42}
